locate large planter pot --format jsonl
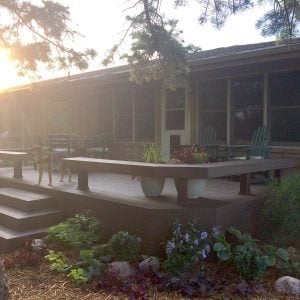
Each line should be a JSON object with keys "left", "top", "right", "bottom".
{"left": 175, "top": 178, "right": 207, "bottom": 199}
{"left": 140, "top": 177, "right": 165, "bottom": 198}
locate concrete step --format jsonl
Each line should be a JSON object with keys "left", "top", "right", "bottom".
{"left": 0, "top": 225, "right": 47, "bottom": 252}
{"left": 0, "top": 204, "right": 63, "bottom": 231}
{"left": 0, "top": 187, "right": 54, "bottom": 212}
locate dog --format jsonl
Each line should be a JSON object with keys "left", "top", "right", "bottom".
{"left": 32, "top": 146, "right": 71, "bottom": 186}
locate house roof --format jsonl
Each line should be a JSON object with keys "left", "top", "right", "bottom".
{"left": 188, "top": 38, "right": 300, "bottom": 61}
{"left": 2, "top": 37, "right": 300, "bottom": 93}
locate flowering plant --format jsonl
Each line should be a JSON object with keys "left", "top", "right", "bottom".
{"left": 164, "top": 222, "right": 212, "bottom": 274}
{"left": 170, "top": 145, "right": 208, "bottom": 164}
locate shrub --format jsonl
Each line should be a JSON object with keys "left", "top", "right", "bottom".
{"left": 44, "top": 211, "right": 102, "bottom": 248}
{"left": 143, "top": 144, "right": 165, "bottom": 163}
{"left": 163, "top": 222, "right": 211, "bottom": 274}
{"left": 45, "top": 249, "right": 105, "bottom": 283}
{"left": 260, "top": 174, "right": 300, "bottom": 246}
{"left": 107, "top": 231, "right": 141, "bottom": 263}
{"left": 45, "top": 250, "right": 69, "bottom": 272}
{"left": 212, "top": 227, "right": 298, "bottom": 281}
{"left": 2, "top": 239, "right": 45, "bottom": 270}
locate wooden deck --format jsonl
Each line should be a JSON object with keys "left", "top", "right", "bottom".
{"left": 0, "top": 166, "right": 266, "bottom": 207}
{"left": 0, "top": 166, "right": 266, "bottom": 254}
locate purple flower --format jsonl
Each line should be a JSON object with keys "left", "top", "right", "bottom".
{"left": 205, "top": 244, "right": 211, "bottom": 253}
{"left": 185, "top": 233, "right": 190, "bottom": 242}
{"left": 212, "top": 226, "right": 221, "bottom": 238}
{"left": 166, "top": 241, "right": 176, "bottom": 254}
{"left": 201, "top": 249, "right": 207, "bottom": 259}
{"left": 175, "top": 224, "right": 182, "bottom": 233}
{"left": 194, "top": 239, "right": 199, "bottom": 246}
{"left": 200, "top": 231, "right": 208, "bottom": 240}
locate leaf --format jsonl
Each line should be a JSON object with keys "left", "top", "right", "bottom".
{"left": 263, "top": 256, "right": 276, "bottom": 267}
{"left": 213, "top": 242, "right": 227, "bottom": 252}
{"left": 228, "top": 227, "right": 242, "bottom": 239}
{"left": 276, "top": 248, "right": 290, "bottom": 262}
{"left": 217, "top": 251, "right": 231, "bottom": 261}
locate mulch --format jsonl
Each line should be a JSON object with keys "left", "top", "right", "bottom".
{"left": 2, "top": 255, "right": 297, "bottom": 300}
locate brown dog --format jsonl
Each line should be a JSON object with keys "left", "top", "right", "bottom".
{"left": 32, "top": 146, "right": 71, "bottom": 186}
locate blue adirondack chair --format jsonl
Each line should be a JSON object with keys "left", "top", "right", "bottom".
{"left": 198, "top": 126, "right": 219, "bottom": 160}
{"left": 226, "top": 125, "right": 272, "bottom": 160}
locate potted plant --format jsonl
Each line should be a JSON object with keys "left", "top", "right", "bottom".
{"left": 171, "top": 145, "right": 208, "bottom": 199}
{"left": 140, "top": 144, "right": 166, "bottom": 198}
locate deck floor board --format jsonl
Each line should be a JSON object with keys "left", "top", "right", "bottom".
{"left": 0, "top": 166, "right": 266, "bottom": 210}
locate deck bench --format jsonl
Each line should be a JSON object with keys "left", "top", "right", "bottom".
{"left": 0, "top": 151, "right": 29, "bottom": 179}
{"left": 62, "top": 157, "right": 300, "bottom": 204}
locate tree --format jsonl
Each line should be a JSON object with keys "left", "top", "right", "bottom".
{"left": 0, "top": 0, "right": 96, "bottom": 76}
{"left": 1, "top": 1, "right": 299, "bottom": 88}
{"left": 104, "top": 0, "right": 300, "bottom": 89}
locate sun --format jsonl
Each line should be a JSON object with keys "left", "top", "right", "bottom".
{"left": 0, "top": 48, "right": 26, "bottom": 91}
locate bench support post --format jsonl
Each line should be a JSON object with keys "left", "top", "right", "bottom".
{"left": 176, "top": 178, "right": 188, "bottom": 205}
{"left": 239, "top": 173, "right": 251, "bottom": 195}
{"left": 13, "top": 161, "right": 23, "bottom": 179}
{"left": 77, "top": 170, "right": 89, "bottom": 191}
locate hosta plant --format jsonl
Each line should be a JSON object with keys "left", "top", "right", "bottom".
{"left": 212, "top": 227, "right": 296, "bottom": 280}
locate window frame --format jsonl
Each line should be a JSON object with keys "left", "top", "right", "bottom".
{"left": 268, "top": 69, "right": 300, "bottom": 146}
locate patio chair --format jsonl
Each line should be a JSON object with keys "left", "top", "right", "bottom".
{"left": 226, "top": 125, "right": 272, "bottom": 161}
{"left": 198, "top": 126, "right": 219, "bottom": 161}
{"left": 84, "top": 134, "right": 113, "bottom": 159}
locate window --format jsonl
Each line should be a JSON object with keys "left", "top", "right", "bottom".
{"left": 48, "top": 98, "right": 72, "bottom": 133}
{"left": 114, "top": 86, "right": 156, "bottom": 142}
{"left": 198, "top": 79, "right": 227, "bottom": 141}
{"left": 231, "top": 75, "right": 263, "bottom": 143}
{"left": 98, "top": 92, "right": 113, "bottom": 135}
{"left": 135, "top": 87, "right": 155, "bottom": 141}
{"left": 269, "top": 70, "right": 300, "bottom": 144}
{"left": 166, "top": 89, "right": 185, "bottom": 130}
{"left": 115, "top": 90, "right": 133, "bottom": 141}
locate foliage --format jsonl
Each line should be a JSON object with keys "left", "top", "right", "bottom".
{"left": 260, "top": 174, "right": 300, "bottom": 246}
{"left": 45, "top": 249, "right": 105, "bottom": 284}
{"left": 212, "top": 227, "right": 297, "bottom": 280}
{"left": 45, "top": 250, "right": 69, "bottom": 272}
{"left": 44, "top": 211, "right": 103, "bottom": 249}
{"left": 0, "top": 0, "right": 96, "bottom": 76}
{"left": 263, "top": 245, "right": 300, "bottom": 278}
{"left": 256, "top": 0, "right": 300, "bottom": 40}
{"left": 143, "top": 144, "right": 165, "bottom": 163}
{"left": 96, "top": 269, "right": 158, "bottom": 299}
{"left": 170, "top": 145, "right": 208, "bottom": 164}
{"left": 163, "top": 222, "right": 211, "bottom": 274}
{"left": 103, "top": 0, "right": 299, "bottom": 90}
{"left": 2, "top": 239, "right": 45, "bottom": 270}
{"left": 67, "top": 250, "right": 105, "bottom": 283}
{"left": 158, "top": 272, "right": 214, "bottom": 297}
{"left": 107, "top": 231, "right": 141, "bottom": 263}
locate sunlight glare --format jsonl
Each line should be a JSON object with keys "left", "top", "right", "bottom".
{"left": 0, "top": 48, "right": 23, "bottom": 91}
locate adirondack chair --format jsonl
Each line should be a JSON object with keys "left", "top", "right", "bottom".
{"left": 226, "top": 125, "right": 272, "bottom": 160}
{"left": 198, "top": 126, "right": 219, "bottom": 161}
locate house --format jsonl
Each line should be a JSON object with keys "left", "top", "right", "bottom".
{"left": 0, "top": 38, "right": 299, "bottom": 159}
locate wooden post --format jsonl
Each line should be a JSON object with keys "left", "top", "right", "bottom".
{"left": 77, "top": 170, "right": 89, "bottom": 190}
{"left": 13, "top": 160, "right": 23, "bottom": 179}
{"left": 239, "top": 173, "right": 251, "bottom": 195}
{"left": 176, "top": 178, "right": 188, "bottom": 205}
{"left": 274, "top": 169, "right": 282, "bottom": 181}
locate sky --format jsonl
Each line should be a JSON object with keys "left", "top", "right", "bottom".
{"left": 0, "top": 0, "right": 274, "bottom": 90}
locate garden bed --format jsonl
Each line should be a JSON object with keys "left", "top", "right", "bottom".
{"left": 3, "top": 253, "right": 295, "bottom": 300}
